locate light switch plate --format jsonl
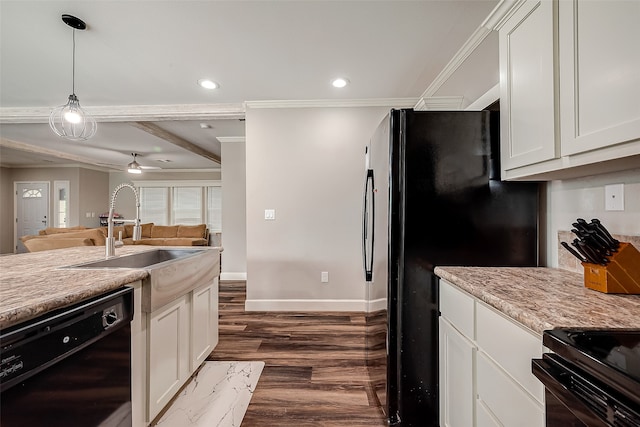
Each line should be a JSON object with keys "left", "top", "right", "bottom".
{"left": 264, "top": 209, "right": 276, "bottom": 220}
{"left": 605, "top": 184, "right": 624, "bottom": 211}
{"left": 321, "top": 271, "right": 329, "bottom": 283}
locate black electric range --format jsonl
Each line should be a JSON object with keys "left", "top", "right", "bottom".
{"left": 533, "top": 329, "right": 640, "bottom": 427}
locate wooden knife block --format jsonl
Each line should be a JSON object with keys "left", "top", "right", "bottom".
{"left": 582, "top": 242, "right": 640, "bottom": 294}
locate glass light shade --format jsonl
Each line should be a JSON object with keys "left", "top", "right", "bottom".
{"left": 64, "top": 110, "right": 82, "bottom": 124}
{"left": 49, "top": 94, "right": 97, "bottom": 141}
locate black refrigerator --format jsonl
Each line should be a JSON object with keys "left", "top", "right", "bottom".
{"left": 363, "top": 109, "right": 539, "bottom": 427}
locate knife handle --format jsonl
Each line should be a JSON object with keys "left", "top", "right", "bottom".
{"left": 577, "top": 240, "right": 609, "bottom": 266}
{"left": 561, "top": 241, "right": 587, "bottom": 262}
{"left": 590, "top": 219, "right": 620, "bottom": 248}
{"left": 572, "top": 240, "right": 595, "bottom": 264}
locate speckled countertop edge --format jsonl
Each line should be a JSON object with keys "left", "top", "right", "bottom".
{"left": 434, "top": 266, "right": 640, "bottom": 336}
{"left": 0, "top": 246, "right": 219, "bottom": 329}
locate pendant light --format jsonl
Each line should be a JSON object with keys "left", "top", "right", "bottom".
{"left": 49, "top": 14, "right": 97, "bottom": 141}
{"left": 127, "top": 153, "right": 142, "bottom": 174}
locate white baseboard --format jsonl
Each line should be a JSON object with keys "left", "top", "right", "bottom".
{"left": 220, "top": 272, "right": 247, "bottom": 281}
{"left": 245, "top": 298, "right": 386, "bottom": 312}
{"left": 367, "top": 298, "right": 387, "bottom": 312}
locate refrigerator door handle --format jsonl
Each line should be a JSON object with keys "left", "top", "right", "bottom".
{"left": 363, "top": 168, "right": 375, "bottom": 282}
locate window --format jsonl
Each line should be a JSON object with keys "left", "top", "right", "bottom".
{"left": 54, "top": 181, "right": 70, "bottom": 228}
{"left": 173, "top": 187, "right": 202, "bottom": 225}
{"left": 140, "top": 187, "right": 169, "bottom": 225}
{"left": 22, "top": 189, "right": 43, "bottom": 198}
{"left": 134, "top": 181, "right": 221, "bottom": 231}
{"left": 207, "top": 186, "right": 222, "bottom": 232}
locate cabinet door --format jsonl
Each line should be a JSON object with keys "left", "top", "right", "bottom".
{"left": 500, "top": 0, "right": 558, "bottom": 170}
{"left": 559, "top": 0, "right": 640, "bottom": 155}
{"left": 477, "top": 352, "right": 544, "bottom": 427}
{"left": 191, "top": 279, "right": 219, "bottom": 371}
{"left": 147, "top": 295, "right": 190, "bottom": 421}
{"left": 439, "top": 318, "right": 475, "bottom": 427}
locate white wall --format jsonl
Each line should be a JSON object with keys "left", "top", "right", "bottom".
{"left": 545, "top": 168, "right": 640, "bottom": 267}
{"left": 220, "top": 140, "right": 247, "bottom": 280}
{"left": 245, "top": 105, "right": 390, "bottom": 311}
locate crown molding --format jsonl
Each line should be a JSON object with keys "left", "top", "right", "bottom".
{"left": 418, "top": 0, "right": 522, "bottom": 100}
{"left": 244, "top": 98, "right": 418, "bottom": 109}
{"left": 465, "top": 84, "right": 500, "bottom": 110}
{"left": 0, "top": 103, "right": 246, "bottom": 124}
{"left": 217, "top": 137, "right": 246, "bottom": 144}
{"left": 414, "top": 96, "right": 465, "bottom": 111}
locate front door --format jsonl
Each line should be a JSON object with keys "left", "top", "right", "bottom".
{"left": 16, "top": 182, "right": 49, "bottom": 253}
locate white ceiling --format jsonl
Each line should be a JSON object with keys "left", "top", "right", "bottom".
{"left": 0, "top": 0, "right": 499, "bottom": 171}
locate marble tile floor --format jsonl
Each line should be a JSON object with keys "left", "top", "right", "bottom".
{"left": 154, "top": 361, "right": 264, "bottom": 427}
{"left": 207, "top": 281, "right": 387, "bottom": 427}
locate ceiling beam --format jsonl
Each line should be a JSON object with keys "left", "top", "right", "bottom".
{"left": 131, "top": 122, "right": 221, "bottom": 164}
{"left": 0, "top": 138, "right": 116, "bottom": 169}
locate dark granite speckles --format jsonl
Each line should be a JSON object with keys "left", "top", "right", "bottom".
{"left": 434, "top": 266, "right": 640, "bottom": 335}
{"left": 0, "top": 246, "right": 155, "bottom": 328}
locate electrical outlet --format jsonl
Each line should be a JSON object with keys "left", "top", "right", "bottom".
{"left": 321, "top": 271, "right": 329, "bottom": 283}
{"left": 264, "top": 209, "right": 276, "bottom": 220}
{"left": 605, "top": 184, "right": 624, "bottom": 211}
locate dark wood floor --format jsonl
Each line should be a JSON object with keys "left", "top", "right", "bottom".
{"left": 207, "top": 281, "right": 387, "bottom": 426}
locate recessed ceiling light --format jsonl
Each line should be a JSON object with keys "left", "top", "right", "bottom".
{"left": 331, "top": 77, "right": 349, "bottom": 88}
{"left": 198, "top": 79, "right": 219, "bottom": 90}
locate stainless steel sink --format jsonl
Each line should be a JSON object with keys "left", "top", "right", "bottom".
{"left": 69, "top": 249, "right": 203, "bottom": 269}
{"left": 65, "top": 248, "right": 220, "bottom": 312}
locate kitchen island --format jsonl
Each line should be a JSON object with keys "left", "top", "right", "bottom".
{"left": 0, "top": 246, "right": 151, "bottom": 328}
{"left": 0, "top": 245, "right": 221, "bottom": 426}
{"left": 434, "top": 266, "right": 640, "bottom": 427}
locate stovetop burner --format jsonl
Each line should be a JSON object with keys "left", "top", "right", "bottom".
{"left": 543, "top": 328, "right": 640, "bottom": 407}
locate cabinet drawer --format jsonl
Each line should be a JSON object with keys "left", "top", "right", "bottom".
{"left": 440, "top": 280, "right": 474, "bottom": 339}
{"left": 477, "top": 352, "right": 544, "bottom": 427}
{"left": 476, "top": 302, "right": 543, "bottom": 402}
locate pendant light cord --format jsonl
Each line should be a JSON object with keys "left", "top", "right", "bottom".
{"left": 71, "top": 29, "right": 76, "bottom": 96}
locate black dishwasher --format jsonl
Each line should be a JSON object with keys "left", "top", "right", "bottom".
{"left": 1, "top": 287, "right": 134, "bottom": 427}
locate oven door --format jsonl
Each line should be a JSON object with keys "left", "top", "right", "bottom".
{"left": 533, "top": 353, "right": 640, "bottom": 427}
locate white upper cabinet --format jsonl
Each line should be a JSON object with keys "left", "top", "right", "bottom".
{"left": 559, "top": 0, "right": 640, "bottom": 156}
{"left": 499, "top": 0, "right": 558, "bottom": 170}
{"left": 498, "top": 0, "right": 640, "bottom": 180}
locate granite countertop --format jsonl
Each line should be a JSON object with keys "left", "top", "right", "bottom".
{"left": 0, "top": 246, "right": 160, "bottom": 329}
{"left": 434, "top": 266, "right": 640, "bottom": 335}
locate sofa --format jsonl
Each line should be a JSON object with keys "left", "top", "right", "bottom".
{"left": 21, "top": 223, "right": 210, "bottom": 252}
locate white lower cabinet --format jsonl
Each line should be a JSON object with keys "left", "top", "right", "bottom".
{"left": 131, "top": 277, "right": 219, "bottom": 426}
{"left": 439, "top": 279, "right": 544, "bottom": 427}
{"left": 148, "top": 294, "right": 190, "bottom": 420}
{"left": 476, "top": 400, "right": 501, "bottom": 427}
{"left": 477, "top": 352, "right": 544, "bottom": 427}
{"left": 439, "top": 317, "right": 475, "bottom": 427}
{"left": 191, "top": 280, "right": 219, "bottom": 371}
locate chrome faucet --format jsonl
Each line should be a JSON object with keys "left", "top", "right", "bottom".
{"left": 106, "top": 183, "right": 142, "bottom": 258}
